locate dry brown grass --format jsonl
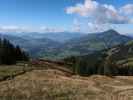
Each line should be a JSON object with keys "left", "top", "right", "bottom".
{"left": 0, "top": 65, "right": 33, "bottom": 81}
{"left": 0, "top": 68, "right": 133, "bottom": 100}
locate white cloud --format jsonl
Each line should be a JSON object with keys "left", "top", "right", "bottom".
{"left": 71, "top": 19, "right": 81, "bottom": 32}
{"left": 0, "top": 25, "right": 65, "bottom": 33}
{"left": 66, "top": 0, "right": 98, "bottom": 17}
{"left": 40, "top": 26, "right": 64, "bottom": 33}
{"left": 86, "top": 22, "right": 114, "bottom": 33}
{"left": 66, "top": 0, "right": 133, "bottom": 24}
{"left": 87, "top": 22, "right": 103, "bottom": 32}
{"left": 0, "top": 25, "right": 26, "bottom": 33}
{"left": 120, "top": 4, "right": 133, "bottom": 15}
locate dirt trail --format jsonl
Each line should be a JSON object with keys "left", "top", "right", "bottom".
{"left": 31, "top": 59, "right": 74, "bottom": 76}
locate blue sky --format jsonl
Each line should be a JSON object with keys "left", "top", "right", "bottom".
{"left": 0, "top": 0, "right": 133, "bottom": 34}
{"left": 0, "top": 0, "right": 72, "bottom": 26}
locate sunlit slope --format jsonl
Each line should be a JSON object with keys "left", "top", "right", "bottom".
{"left": 0, "top": 69, "right": 133, "bottom": 100}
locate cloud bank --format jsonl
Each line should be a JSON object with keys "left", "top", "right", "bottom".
{"left": 66, "top": 0, "right": 133, "bottom": 24}
{"left": 0, "top": 25, "right": 65, "bottom": 33}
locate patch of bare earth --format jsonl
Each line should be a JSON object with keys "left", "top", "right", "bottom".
{"left": 0, "top": 69, "right": 133, "bottom": 100}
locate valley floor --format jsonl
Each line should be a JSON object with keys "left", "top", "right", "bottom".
{"left": 0, "top": 68, "right": 133, "bottom": 100}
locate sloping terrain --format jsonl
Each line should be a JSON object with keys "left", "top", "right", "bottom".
{"left": 106, "top": 40, "right": 133, "bottom": 68}
{"left": 63, "top": 40, "right": 133, "bottom": 76}
{"left": 0, "top": 63, "right": 133, "bottom": 100}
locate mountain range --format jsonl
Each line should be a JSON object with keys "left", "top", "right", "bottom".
{"left": 43, "top": 29, "right": 132, "bottom": 59}
{"left": 56, "top": 30, "right": 132, "bottom": 56}
{"left": 0, "top": 29, "right": 132, "bottom": 59}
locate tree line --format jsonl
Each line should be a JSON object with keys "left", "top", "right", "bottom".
{"left": 0, "top": 38, "right": 29, "bottom": 65}
{"left": 63, "top": 51, "right": 133, "bottom": 76}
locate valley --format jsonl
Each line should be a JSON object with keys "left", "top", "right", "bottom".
{"left": 0, "top": 0, "right": 133, "bottom": 99}
{"left": 1, "top": 29, "right": 132, "bottom": 59}
{"left": 0, "top": 22, "right": 133, "bottom": 100}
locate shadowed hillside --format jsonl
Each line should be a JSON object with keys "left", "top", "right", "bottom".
{"left": 63, "top": 40, "right": 133, "bottom": 76}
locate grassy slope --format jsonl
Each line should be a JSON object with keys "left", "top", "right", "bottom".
{"left": 0, "top": 65, "right": 33, "bottom": 81}
{"left": 0, "top": 58, "right": 133, "bottom": 100}
{"left": 0, "top": 66, "right": 133, "bottom": 100}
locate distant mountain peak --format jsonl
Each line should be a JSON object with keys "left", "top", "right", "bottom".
{"left": 100, "top": 29, "right": 120, "bottom": 36}
{"left": 104, "top": 29, "right": 119, "bottom": 34}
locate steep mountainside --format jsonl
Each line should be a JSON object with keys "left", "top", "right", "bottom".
{"left": 106, "top": 40, "right": 133, "bottom": 68}
{"left": 63, "top": 40, "right": 133, "bottom": 75}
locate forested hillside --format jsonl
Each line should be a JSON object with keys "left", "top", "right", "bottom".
{"left": 63, "top": 40, "right": 133, "bottom": 76}
{"left": 0, "top": 38, "right": 29, "bottom": 64}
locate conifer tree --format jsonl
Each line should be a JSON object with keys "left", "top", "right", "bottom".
{"left": 0, "top": 38, "right": 29, "bottom": 65}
